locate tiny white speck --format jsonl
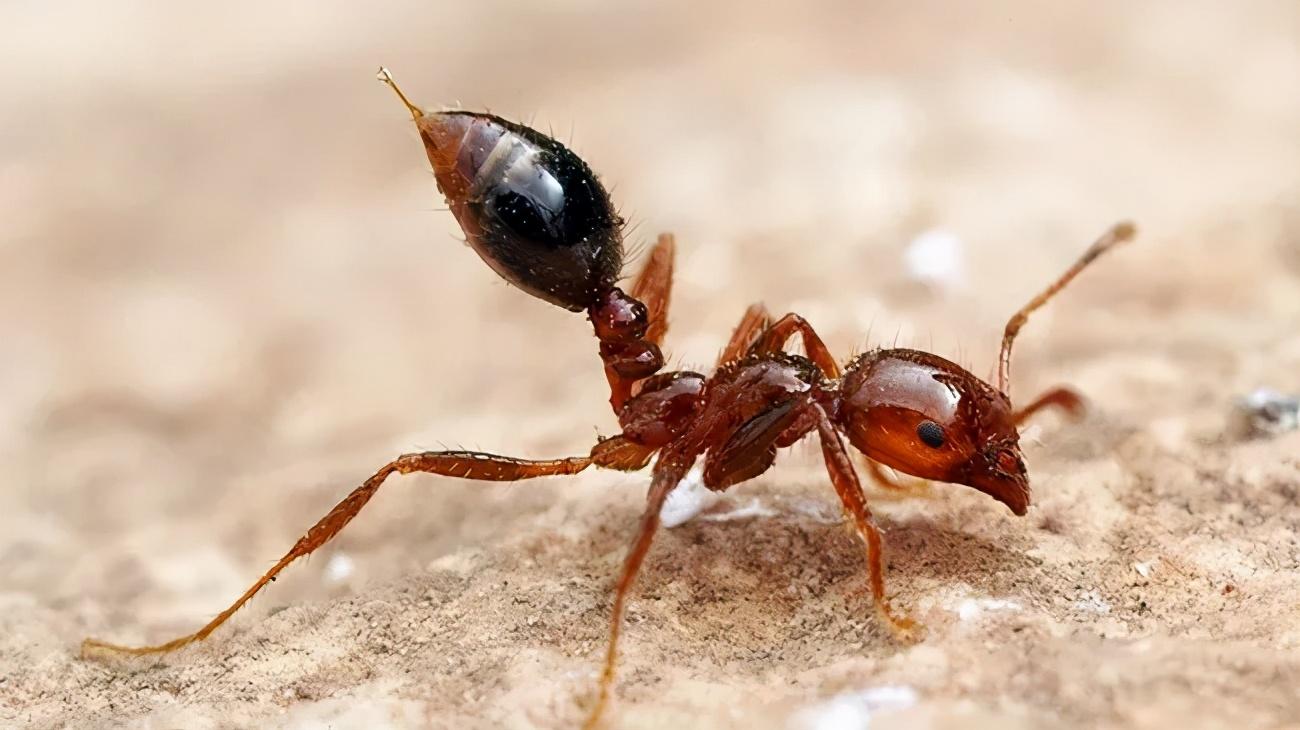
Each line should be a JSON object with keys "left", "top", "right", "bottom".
{"left": 325, "top": 553, "right": 354, "bottom": 583}
{"left": 904, "top": 229, "right": 966, "bottom": 290}
{"left": 1134, "top": 561, "right": 1154, "bottom": 578}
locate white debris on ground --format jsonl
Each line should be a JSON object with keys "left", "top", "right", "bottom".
{"left": 699, "top": 498, "right": 780, "bottom": 522}
{"left": 954, "top": 597, "right": 1023, "bottom": 622}
{"left": 788, "top": 685, "right": 919, "bottom": 730}
{"left": 1230, "top": 387, "right": 1300, "bottom": 438}
{"left": 658, "top": 466, "right": 815, "bottom": 527}
{"left": 787, "top": 498, "right": 846, "bottom": 525}
{"left": 1075, "top": 589, "right": 1112, "bottom": 614}
{"left": 1133, "top": 560, "right": 1155, "bottom": 578}
{"left": 903, "top": 229, "right": 966, "bottom": 291}
{"left": 659, "top": 463, "right": 723, "bottom": 528}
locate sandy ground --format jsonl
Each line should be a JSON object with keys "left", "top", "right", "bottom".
{"left": 3, "top": 1, "right": 1300, "bottom": 728}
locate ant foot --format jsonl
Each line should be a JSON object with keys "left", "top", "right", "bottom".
{"left": 876, "top": 604, "right": 925, "bottom": 643}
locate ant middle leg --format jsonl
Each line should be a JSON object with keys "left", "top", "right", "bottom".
{"left": 1013, "top": 386, "right": 1086, "bottom": 426}
{"left": 811, "top": 404, "right": 919, "bottom": 639}
{"left": 752, "top": 313, "right": 841, "bottom": 378}
{"left": 718, "top": 303, "right": 771, "bottom": 365}
{"left": 82, "top": 438, "right": 652, "bottom": 660}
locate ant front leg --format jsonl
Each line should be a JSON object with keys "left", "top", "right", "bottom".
{"left": 751, "top": 313, "right": 841, "bottom": 378}
{"left": 1014, "top": 386, "right": 1086, "bottom": 426}
{"left": 82, "top": 438, "right": 653, "bottom": 659}
{"left": 811, "top": 405, "right": 919, "bottom": 640}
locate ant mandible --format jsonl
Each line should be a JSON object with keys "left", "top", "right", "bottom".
{"left": 82, "top": 68, "right": 1136, "bottom": 729}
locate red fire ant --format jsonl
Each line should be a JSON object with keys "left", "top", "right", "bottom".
{"left": 82, "top": 68, "right": 1136, "bottom": 728}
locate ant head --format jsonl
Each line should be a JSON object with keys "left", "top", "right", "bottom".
{"left": 838, "top": 350, "right": 1030, "bottom": 515}
{"left": 379, "top": 69, "right": 624, "bottom": 312}
{"left": 837, "top": 222, "right": 1136, "bottom": 515}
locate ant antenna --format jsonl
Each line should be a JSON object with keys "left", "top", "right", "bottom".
{"left": 997, "top": 221, "right": 1136, "bottom": 397}
{"left": 376, "top": 67, "right": 424, "bottom": 121}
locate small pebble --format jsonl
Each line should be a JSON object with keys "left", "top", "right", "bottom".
{"left": 1230, "top": 387, "right": 1299, "bottom": 439}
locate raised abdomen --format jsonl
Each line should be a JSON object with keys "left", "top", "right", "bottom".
{"left": 415, "top": 111, "right": 624, "bottom": 311}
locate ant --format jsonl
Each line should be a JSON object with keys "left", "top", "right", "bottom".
{"left": 82, "top": 68, "right": 1136, "bottom": 728}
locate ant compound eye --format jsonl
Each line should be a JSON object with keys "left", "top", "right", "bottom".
{"left": 917, "top": 420, "right": 946, "bottom": 448}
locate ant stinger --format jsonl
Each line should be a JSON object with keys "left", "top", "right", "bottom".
{"left": 82, "top": 67, "right": 1137, "bottom": 729}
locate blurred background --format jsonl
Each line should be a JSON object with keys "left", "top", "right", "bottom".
{"left": 4, "top": 2, "right": 1299, "bottom": 728}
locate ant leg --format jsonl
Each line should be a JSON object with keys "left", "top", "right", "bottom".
{"left": 584, "top": 454, "right": 691, "bottom": 729}
{"left": 591, "top": 434, "right": 658, "bottom": 471}
{"left": 718, "top": 303, "right": 771, "bottom": 365}
{"left": 811, "top": 405, "right": 919, "bottom": 639}
{"left": 82, "top": 447, "right": 626, "bottom": 659}
{"left": 630, "top": 233, "right": 676, "bottom": 348}
{"left": 862, "top": 457, "right": 934, "bottom": 501}
{"left": 752, "top": 313, "right": 841, "bottom": 378}
{"left": 753, "top": 313, "right": 839, "bottom": 377}
{"left": 1014, "top": 386, "right": 1086, "bottom": 426}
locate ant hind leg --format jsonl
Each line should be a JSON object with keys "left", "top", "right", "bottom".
{"left": 630, "top": 233, "right": 676, "bottom": 348}
{"left": 79, "top": 442, "right": 653, "bottom": 659}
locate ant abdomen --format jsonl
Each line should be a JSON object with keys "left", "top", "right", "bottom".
{"left": 415, "top": 111, "right": 625, "bottom": 312}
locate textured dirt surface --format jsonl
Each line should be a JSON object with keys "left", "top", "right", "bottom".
{"left": 4, "top": 2, "right": 1300, "bottom": 729}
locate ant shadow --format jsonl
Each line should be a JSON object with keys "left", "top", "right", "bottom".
{"left": 580, "top": 488, "right": 1031, "bottom": 660}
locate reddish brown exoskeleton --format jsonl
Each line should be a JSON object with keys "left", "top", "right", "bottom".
{"left": 82, "top": 69, "right": 1136, "bottom": 728}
